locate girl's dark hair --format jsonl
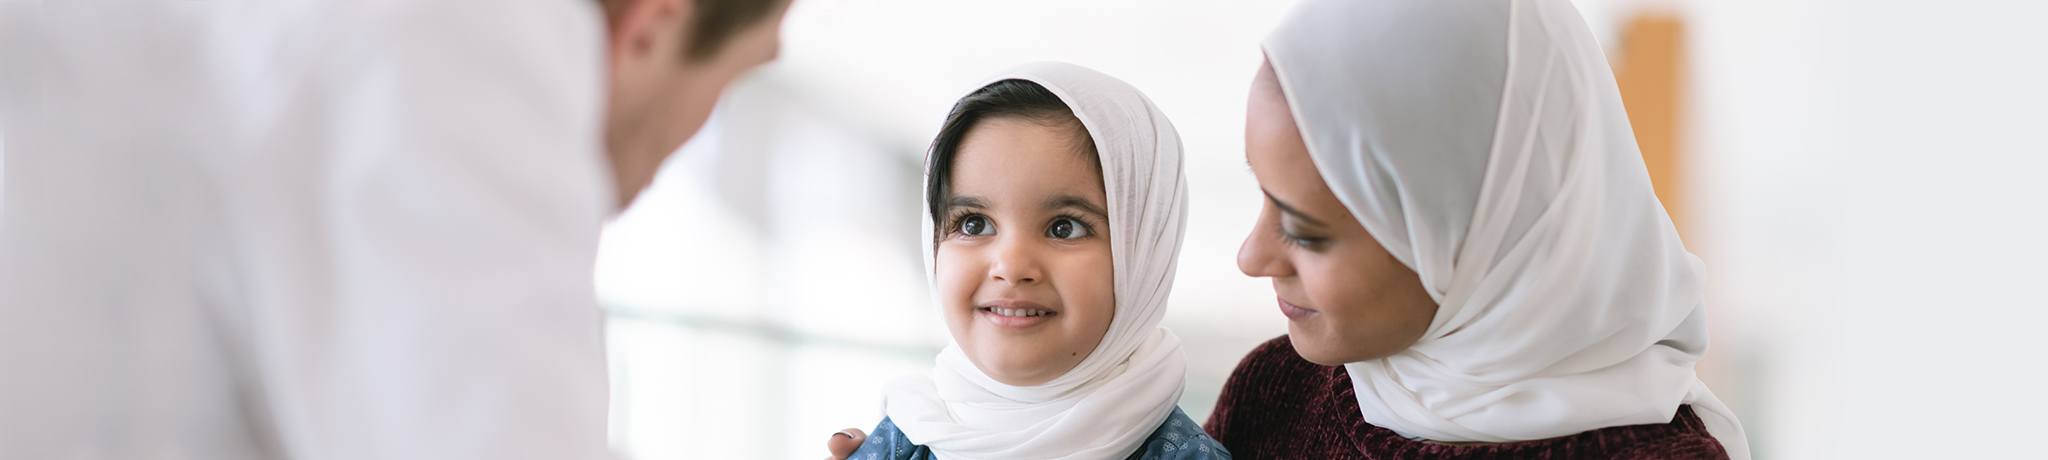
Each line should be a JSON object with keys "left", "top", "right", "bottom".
{"left": 925, "top": 79, "right": 1099, "bottom": 235}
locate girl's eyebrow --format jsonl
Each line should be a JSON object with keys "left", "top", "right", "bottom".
{"left": 1043, "top": 194, "right": 1110, "bottom": 221}
{"left": 947, "top": 196, "right": 989, "bottom": 210}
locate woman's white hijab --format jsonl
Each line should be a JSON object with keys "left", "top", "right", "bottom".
{"left": 1263, "top": 0, "right": 1750, "bottom": 458}
{"left": 882, "top": 62, "right": 1190, "bottom": 460}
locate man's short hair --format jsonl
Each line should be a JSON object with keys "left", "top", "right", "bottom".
{"left": 599, "top": 0, "right": 786, "bottom": 61}
{"left": 683, "top": 0, "right": 786, "bottom": 61}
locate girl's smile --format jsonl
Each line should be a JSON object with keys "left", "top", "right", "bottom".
{"left": 975, "top": 299, "right": 1060, "bottom": 329}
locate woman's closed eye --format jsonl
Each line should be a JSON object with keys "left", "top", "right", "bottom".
{"left": 1279, "top": 221, "right": 1328, "bottom": 251}
{"left": 1046, "top": 216, "right": 1094, "bottom": 240}
{"left": 1282, "top": 232, "right": 1326, "bottom": 250}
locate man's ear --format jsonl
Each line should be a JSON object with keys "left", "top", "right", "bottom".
{"left": 606, "top": 0, "right": 693, "bottom": 64}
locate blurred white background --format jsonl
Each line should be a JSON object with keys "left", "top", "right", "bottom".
{"left": 590, "top": 0, "right": 2048, "bottom": 458}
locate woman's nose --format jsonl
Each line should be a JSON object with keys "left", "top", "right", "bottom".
{"left": 1238, "top": 209, "right": 1294, "bottom": 279}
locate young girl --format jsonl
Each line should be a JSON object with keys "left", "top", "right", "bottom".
{"left": 848, "top": 62, "right": 1227, "bottom": 459}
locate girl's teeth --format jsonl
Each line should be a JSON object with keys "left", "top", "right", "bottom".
{"left": 989, "top": 308, "right": 1050, "bottom": 318}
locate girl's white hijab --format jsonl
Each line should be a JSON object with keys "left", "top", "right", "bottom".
{"left": 883, "top": 62, "right": 1190, "bottom": 460}
{"left": 1263, "top": 0, "right": 1750, "bottom": 457}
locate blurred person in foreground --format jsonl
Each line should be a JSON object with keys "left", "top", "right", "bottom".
{"left": 0, "top": 0, "right": 789, "bottom": 457}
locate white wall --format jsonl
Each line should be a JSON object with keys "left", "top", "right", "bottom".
{"left": 1684, "top": 0, "right": 2048, "bottom": 457}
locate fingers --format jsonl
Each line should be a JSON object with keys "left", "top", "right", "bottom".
{"left": 824, "top": 427, "right": 867, "bottom": 460}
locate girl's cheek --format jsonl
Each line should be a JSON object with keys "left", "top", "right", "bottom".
{"left": 1083, "top": 254, "right": 1118, "bottom": 336}
{"left": 934, "top": 249, "right": 981, "bottom": 312}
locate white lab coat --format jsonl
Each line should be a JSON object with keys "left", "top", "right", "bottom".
{"left": 1, "top": 1, "right": 617, "bottom": 458}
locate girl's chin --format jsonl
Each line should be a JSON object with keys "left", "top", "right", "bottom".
{"left": 970, "top": 352, "right": 1071, "bottom": 386}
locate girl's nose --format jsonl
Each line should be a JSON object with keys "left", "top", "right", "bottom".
{"left": 988, "top": 236, "right": 1043, "bottom": 285}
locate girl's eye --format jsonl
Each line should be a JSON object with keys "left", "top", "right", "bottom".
{"left": 1046, "top": 217, "right": 1092, "bottom": 240}
{"left": 959, "top": 215, "right": 996, "bottom": 236}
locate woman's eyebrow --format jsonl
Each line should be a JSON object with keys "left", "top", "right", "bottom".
{"left": 1263, "top": 189, "right": 1327, "bottom": 227}
{"left": 1043, "top": 195, "right": 1110, "bottom": 220}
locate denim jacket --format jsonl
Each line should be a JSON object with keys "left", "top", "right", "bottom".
{"left": 849, "top": 406, "right": 1230, "bottom": 460}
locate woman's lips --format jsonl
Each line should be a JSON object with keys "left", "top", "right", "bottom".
{"left": 1278, "top": 297, "right": 1319, "bottom": 320}
{"left": 977, "top": 300, "right": 1058, "bottom": 329}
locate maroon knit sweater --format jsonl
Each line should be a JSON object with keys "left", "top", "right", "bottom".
{"left": 1204, "top": 336, "right": 1728, "bottom": 459}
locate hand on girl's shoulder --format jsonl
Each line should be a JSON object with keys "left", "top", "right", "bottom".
{"left": 842, "top": 417, "right": 933, "bottom": 460}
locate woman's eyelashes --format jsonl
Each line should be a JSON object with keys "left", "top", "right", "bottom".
{"left": 1282, "top": 233, "right": 1326, "bottom": 250}
{"left": 1278, "top": 221, "right": 1329, "bottom": 251}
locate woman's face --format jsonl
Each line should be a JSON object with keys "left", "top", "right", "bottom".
{"left": 936, "top": 117, "right": 1116, "bottom": 386}
{"left": 1238, "top": 61, "right": 1440, "bottom": 366}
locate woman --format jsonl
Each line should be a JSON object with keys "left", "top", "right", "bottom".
{"left": 1205, "top": 0, "right": 1748, "bottom": 458}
